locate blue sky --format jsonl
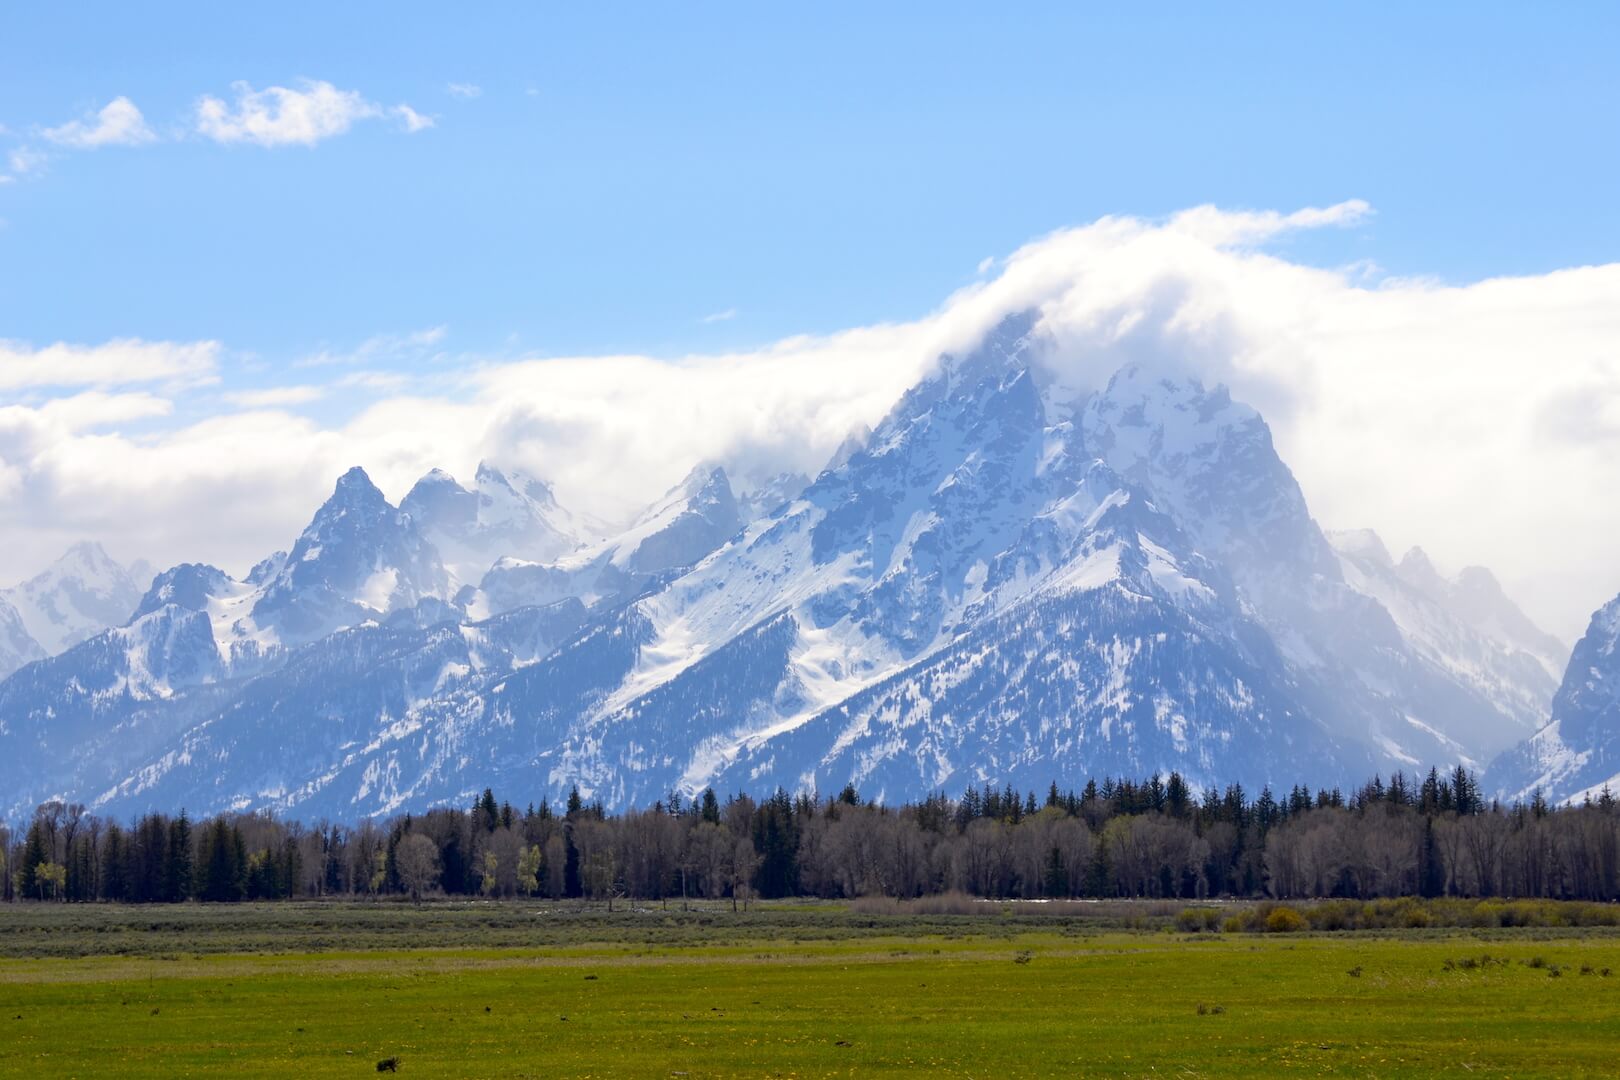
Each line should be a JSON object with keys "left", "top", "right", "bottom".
{"left": 3, "top": 4, "right": 1620, "bottom": 639}
{"left": 3, "top": 4, "right": 1617, "bottom": 362}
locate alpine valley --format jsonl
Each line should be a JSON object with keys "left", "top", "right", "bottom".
{"left": 2, "top": 316, "right": 1611, "bottom": 822}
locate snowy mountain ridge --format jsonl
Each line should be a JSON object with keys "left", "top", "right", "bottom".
{"left": 0, "top": 542, "right": 151, "bottom": 680}
{"left": 0, "top": 315, "right": 1591, "bottom": 821}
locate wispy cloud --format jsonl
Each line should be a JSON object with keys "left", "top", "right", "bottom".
{"left": 700, "top": 308, "right": 738, "bottom": 324}
{"left": 0, "top": 338, "right": 219, "bottom": 390}
{"left": 298, "top": 326, "right": 449, "bottom": 367}
{"left": 7, "top": 146, "right": 48, "bottom": 178}
{"left": 393, "top": 105, "right": 435, "bottom": 133}
{"left": 43, "top": 96, "right": 157, "bottom": 149}
{"left": 194, "top": 80, "right": 432, "bottom": 147}
{"left": 447, "top": 83, "right": 483, "bottom": 99}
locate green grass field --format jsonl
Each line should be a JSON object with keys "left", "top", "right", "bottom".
{"left": 2, "top": 902, "right": 1617, "bottom": 1077}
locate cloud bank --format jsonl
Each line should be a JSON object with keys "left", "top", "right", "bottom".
{"left": 3, "top": 202, "right": 1617, "bottom": 640}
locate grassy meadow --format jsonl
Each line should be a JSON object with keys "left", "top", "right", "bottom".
{"left": 1, "top": 900, "right": 1617, "bottom": 1077}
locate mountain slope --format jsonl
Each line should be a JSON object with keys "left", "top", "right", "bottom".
{"left": 0, "top": 598, "right": 45, "bottom": 681}
{"left": 464, "top": 316, "right": 1357, "bottom": 809}
{"left": 1080, "top": 366, "right": 1549, "bottom": 768}
{"left": 0, "top": 603, "right": 232, "bottom": 818}
{"left": 1490, "top": 593, "right": 1620, "bottom": 804}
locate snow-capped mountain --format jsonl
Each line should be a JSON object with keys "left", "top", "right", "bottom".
{"left": 0, "top": 542, "right": 150, "bottom": 662}
{"left": 1491, "top": 593, "right": 1620, "bottom": 804}
{"left": 401, "top": 462, "right": 590, "bottom": 588}
{"left": 123, "top": 467, "right": 455, "bottom": 672}
{"left": 0, "top": 603, "right": 231, "bottom": 814}
{"left": 475, "top": 464, "right": 742, "bottom": 617}
{"left": 1329, "top": 530, "right": 1566, "bottom": 744}
{"left": 1080, "top": 367, "right": 1549, "bottom": 770}
{"left": 0, "top": 314, "right": 1571, "bottom": 821}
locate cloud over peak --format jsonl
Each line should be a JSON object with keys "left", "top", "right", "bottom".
{"left": 4, "top": 203, "right": 1618, "bottom": 640}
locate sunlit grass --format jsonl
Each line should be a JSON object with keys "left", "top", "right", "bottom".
{"left": 2, "top": 903, "right": 1618, "bottom": 1077}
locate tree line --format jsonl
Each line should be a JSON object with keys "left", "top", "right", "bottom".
{"left": 4, "top": 768, "right": 1618, "bottom": 904}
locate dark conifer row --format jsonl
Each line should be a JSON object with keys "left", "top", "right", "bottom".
{"left": 2, "top": 767, "right": 1614, "bottom": 904}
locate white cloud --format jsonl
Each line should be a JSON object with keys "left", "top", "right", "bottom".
{"left": 7, "top": 146, "right": 48, "bottom": 176}
{"left": 194, "top": 80, "right": 431, "bottom": 147}
{"left": 447, "top": 83, "right": 483, "bottom": 99}
{"left": 5, "top": 204, "right": 1619, "bottom": 643}
{"left": 700, "top": 308, "right": 738, "bottom": 324}
{"left": 392, "top": 105, "right": 435, "bottom": 133}
{"left": 222, "top": 386, "right": 325, "bottom": 408}
{"left": 0, "top": 338, "right": 219, "bottom": 390}
{"left": 42, "top": 96, "right": 157, "bottom": 149}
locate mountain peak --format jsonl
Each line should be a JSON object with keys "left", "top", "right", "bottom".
{"left": 1328, "top": 528, "right": 1394, "bottom": 567}
{"left": 249, "top": 465, "right": 449, "bottom": 641}
{"left": 333, "top": 465, "right": 383, "bottom": 499}
{"left": 60, "top": 540, "right": 117, "bottom": 568}
{"left": 673, "top": 462, "right": 730, "bottom": 498}
{"left": 0, "top": 541, "right": 147, "bottom": 656}
{"left": 1397, "top": 546, "right": 1443, "bottom": 587}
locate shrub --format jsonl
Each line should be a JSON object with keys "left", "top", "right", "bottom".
{"left": 1176, "top": 907, "right": 1222, "bottom": 933}
{"left": 1265, "top": 907, "right": 1306, "bottom": 933}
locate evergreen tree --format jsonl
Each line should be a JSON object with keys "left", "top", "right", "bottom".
{"left": 1165, "top": 773, "right": 1190, "bottom": 818}
{"left": 1419, "top": 816, "right": 1445, "bottom": 898}
{"left": 752, "top": 789, "right": 800, "bottom": 898}
{"left": 476, "top": 788, "right": 500, "bottom": 832}
{"left": 1043, "top": 847, "right": 1068, "bottom": 897}
{"left": 165, "top": 812, "right": 194, "bottom": 903}
{"left": 100, "top": 823, "right": 128, "bottom": 902}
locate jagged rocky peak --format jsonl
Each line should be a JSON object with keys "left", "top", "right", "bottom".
{"left": 883, "top": 310, "right": 1043, "bottom": 424}
{"left": 402, "top": 460, "right": 585, "bottom": 581}
{"left": 737, "top": 470, "right": 812, "bottom": 522}
{"left": 1332, "top": 529, "right": 1569, "bottom": 683}
{"left": 1396, "top": 546, "right": 1447, "bottom": 590}
{"left": 823, "top": 424, "right": 873, "bottom": 475}
{"left": 249, "top": 465, "right": 450, "bottom": 642}
{"left": 400, "top": 467, "right": 479, "bottom": 532}
{"left": 1082, "top": 362, "right": 1339, "bottom": 586}
{"left": 599, "top": 462, "right": 741, "bottom": 577}
{"left": 0, "top": 539, "right": 150, "bottom": 656}
{"left": 472, "top": 461, "right": 743, "bottom": 617}
{"left": 131, "top": 563, "right": 235, "bottom": 621}
{"left": 1329, "top": 528, "right": 1395, "bottom": 566}
{"left": 669, "top": 462, "right": 737, "bottom": 515}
